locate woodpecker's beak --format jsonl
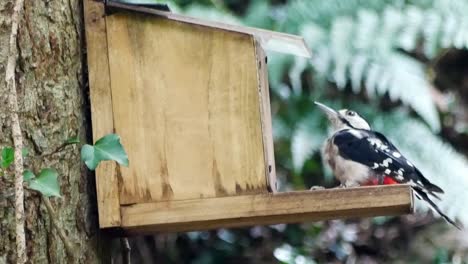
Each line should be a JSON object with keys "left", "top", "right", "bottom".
{"left": 314, "top": 101, "right": 339, "bottom": 120}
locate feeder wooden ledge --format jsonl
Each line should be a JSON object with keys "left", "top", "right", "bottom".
{"left": 120, "top": 185, "right": 413, "bottom": 235}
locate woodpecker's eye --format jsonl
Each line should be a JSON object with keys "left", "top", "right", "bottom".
{"left": 346, "top": 110, "right": 356, "bottom": 116}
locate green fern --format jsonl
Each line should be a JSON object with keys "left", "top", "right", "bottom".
{"left": 290, "top": 111, "right": 326, "bottom": 173}
{"left": 276, "top": 0, "right": 468, "bottom": 132}
{"left": 285, "top": 0, "right": 468, "bottom": 56}
{"left": 184, "top": 4, "right": 240, "bottom": 24}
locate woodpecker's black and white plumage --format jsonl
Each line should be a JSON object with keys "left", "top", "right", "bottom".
{"left": 315, "top": 101, "right": 460, "bottom": 228}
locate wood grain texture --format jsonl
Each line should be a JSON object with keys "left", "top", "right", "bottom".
{"left": 120, "top": 185, "right": 413, "bottom": 234}
{"left": 106, "top": 12, "right": 268, "bottom": 204}
{"left": 254, "top": 40, "right": 277, "bottom": 192}
{"left": 84, "top": 0, "right": 121, "bottom": 227}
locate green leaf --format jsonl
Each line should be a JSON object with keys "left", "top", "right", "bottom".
{"left": 29, "top": 168, "right": 61, "bottom": 197}
{"left": 22, "top": 148, "right": 29, "bottom": 157}
{"left": 23, "top": 170, "right": 35, "bottom": 182}
{"left": 65, "top": 136, "right": 80, "bottom": 145}
{"left": 1, "top": 147, "right": 14, "bottom": 169}
{"left": 81, "top": 134, "right": 129, "bottom": 171}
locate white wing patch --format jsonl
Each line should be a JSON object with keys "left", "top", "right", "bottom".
{"left": 392, "top": 152, "right": 402, "bottom": 158}
{"left": 348, "top": 129, "right": 364, "bottom": 139}
{"left": 367, "top": 137, "right": 390, "bottom": 152}
{"left": 367, "top": 138, "right": 381, "bottom": 147}
{"left": 382, "top": 158, "right": 392, "bottom": 167}
{"left": 380, "top": 145, "right": 389, "bottom": 152}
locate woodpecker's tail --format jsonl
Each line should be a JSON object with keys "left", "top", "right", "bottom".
{"left": 413, "top": 187, "right": 461, "bottom": 230}
{"left": 413, "top": 168, "right": 444, "bottom": 200}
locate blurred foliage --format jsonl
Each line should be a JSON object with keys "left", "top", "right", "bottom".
{"left": 117, "top": 0, "right": 468, "bottom": 263}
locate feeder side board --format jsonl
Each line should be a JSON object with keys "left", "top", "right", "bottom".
{"left": 105, "top": 12, "right": 269, "bottom": 205}
{"left": 84, "top": 0, "right": 121, "bottom": 227}
{"left": 254, "top": 40, "right": 277, "bottom": 192}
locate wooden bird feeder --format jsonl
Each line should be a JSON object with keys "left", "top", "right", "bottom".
{"left": 84, "top": 0, "right": 413, "bottom": 234}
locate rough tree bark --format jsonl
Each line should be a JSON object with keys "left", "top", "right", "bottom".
{"left": 0, "top": 0, "right": 105, "bottom": 263}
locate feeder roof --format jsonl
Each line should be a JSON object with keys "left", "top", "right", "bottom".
{"left": 106, "top": 0, "right": 312, "bottom": 58}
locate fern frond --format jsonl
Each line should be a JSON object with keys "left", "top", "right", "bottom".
{"left": 182, "top": 4, "right": 241, "bottom": 25}
{"left": 290, "top": 112, "right": 326, "bottom": 173}
{"left": 301, "top": 35, "right": 440, "bottom": 131}
{"left": 286, "top": 0, "right": 468, "bottom": 56}
{"left": 272, "top": 116, "right": 292, "bottom": 140}
{"left": 277, "top": 1, "right": 468, "bottom": 132}
{"left": 381, "top": 52, "right": 439, "bottom": 131}
{"left": 285, "top": 0, "right": 393, "bottom": 30}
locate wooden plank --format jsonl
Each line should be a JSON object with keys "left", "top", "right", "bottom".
{"left": 105, "top": 1, "right": 311, "bottom": 58}
{"left": 254, "top": 40, "right": 277, "bottom": 192}
{"left": 83, "top": 0, "right": 121, "bottom": 227}
{"left": 106, "top": 12, "right": 268, "bottom": 204}
{"left": 120, "top": 185, "right": 413, "bottom": 234}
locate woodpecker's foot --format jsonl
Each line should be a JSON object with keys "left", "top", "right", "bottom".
{"left": 334, "top": 184, "right": 345, "bottom": 188}
{"left": 309, "top": 185, "right": 325, "bottom": 190}
{"left": 377, "top": 174, "right": 384, "bottom": 185}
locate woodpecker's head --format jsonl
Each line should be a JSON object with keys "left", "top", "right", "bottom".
{"left": 314, "top": 101, "right": 371, "bottom": 131}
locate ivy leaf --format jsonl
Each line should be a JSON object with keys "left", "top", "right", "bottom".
{"left": 65, "top": 136, "right": 80, "bottom": 145}
{"left": 22, "top": 148, "right": 29, "bottom": 157}
{"left": 23, "top": 170, "right": 35, "bottom": 182}
{"left": 81, "top": 134, "right": 129, "bottom": 171}
{"left": 1, "top": 147, "right": 14, "bottom": 169}
{"left": 29, "top": 168, "right": 61, "bottom": 197}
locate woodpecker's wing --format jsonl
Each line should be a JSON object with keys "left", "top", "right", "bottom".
{"left": 371, "top": 131, "right": 444, "bottom": 193}
{"left": 332, "top": 129, "right": 443, "bottom": 195}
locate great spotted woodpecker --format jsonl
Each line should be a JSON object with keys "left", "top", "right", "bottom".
{"left": 315, "top": 101, "right": 460, "bottom": 228}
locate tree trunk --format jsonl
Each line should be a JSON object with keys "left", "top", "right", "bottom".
{"left": 0, "top": 0, "right": 105, "bottom": 263}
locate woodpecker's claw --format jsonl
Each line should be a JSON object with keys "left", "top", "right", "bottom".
{"left": 309, "top": 185, "right": 325, "bottom": 190}
{"left": 334, "top": 184, "right": 347, "bottom": 188}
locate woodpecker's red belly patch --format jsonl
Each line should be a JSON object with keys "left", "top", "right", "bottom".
{"left": 363, "top": 176, "right": 398, "bottom": 186}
